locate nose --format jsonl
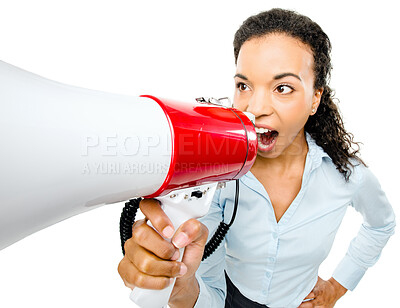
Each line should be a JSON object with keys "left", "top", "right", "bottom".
{"left": 245, "top": 91, "right": 273, "bottom": 117}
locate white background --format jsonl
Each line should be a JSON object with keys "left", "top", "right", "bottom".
{"left": 0, "top": 0, "right": 399, "bottom": 307}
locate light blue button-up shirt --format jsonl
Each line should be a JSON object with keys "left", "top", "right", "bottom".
{"left": 194, "top": 134, "right": 395, "bottom": 308}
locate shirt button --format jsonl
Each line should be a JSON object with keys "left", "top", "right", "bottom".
{"left": 272, "top": 232, "right": 278, "bottom": 239}
{"left": 265, "top": 272, "right": 271, "bottom": 278}
{"left": 262, "top": 290, "right": 267, "bottom": 295}
{"left": 268, "top": 257, "right": 275, "bottom": 262}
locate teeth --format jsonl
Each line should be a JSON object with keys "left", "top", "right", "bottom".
{"left": 255, "top": 127, "right": 272, "bottom": 134}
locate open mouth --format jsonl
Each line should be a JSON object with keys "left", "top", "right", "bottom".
{"left": 255, "top": 127, "right": 279, "bottom": 151}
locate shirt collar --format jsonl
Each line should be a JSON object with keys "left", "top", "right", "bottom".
{"left": 305, "top": 132, "right": 331, "bottom": 170}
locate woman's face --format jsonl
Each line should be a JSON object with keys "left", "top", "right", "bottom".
{"left": 234, "top": 33, "right": 322, "bottom": 159}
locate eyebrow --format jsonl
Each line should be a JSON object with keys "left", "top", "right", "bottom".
{"left": 234, "top": 72, "right": 301, "bottom": 81}
{"left": 273, "top": 72, "right": 301, "bottom": 81}
{"left": 234, "top": 73, "right": 248, "bottom": 80}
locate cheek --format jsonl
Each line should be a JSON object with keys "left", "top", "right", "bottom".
{"left": 232, "top": 92, "right": 246, "bottom": 111}
{"left": 279, "top": 98, "right": 310, "bottom": 128}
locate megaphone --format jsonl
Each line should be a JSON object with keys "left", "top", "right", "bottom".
{"left": 0, "top": 60, "right": 257, "bottom": 307}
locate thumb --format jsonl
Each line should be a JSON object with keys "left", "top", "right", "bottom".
{"left": 172, "top": 219, "right": 209, "bottom": 275}
{"left": 311, "top": 276, "right": 323, "bottom": 296}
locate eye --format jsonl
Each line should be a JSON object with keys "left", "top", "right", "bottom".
{"left": 236, "top": 82, "right": 250, "bottom": 92}
{"left": 275, "top": 84, "right": 294, "bottom": 94}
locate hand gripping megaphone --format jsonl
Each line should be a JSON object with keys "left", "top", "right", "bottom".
{"left": 0, "top": 60, "right": 257, "bottom": 307}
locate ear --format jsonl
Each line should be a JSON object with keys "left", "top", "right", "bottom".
{"left": 310, "top": 88, "right": 323, "bottom": 115}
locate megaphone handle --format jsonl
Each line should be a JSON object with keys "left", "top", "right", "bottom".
{"left": 129, "top": 183, "right": 218, "bottom": 308}
{"left": 129, "top": 221, "right": 185, "bottom": 308}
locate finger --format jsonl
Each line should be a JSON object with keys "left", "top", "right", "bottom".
{"left": 128, "top": 220, "right": 178, "bottom": 260}
{"left": 309, "top": 296, "right": 323, "bottom": 305}
{"left": 140, "top": 198, "right": 175, "bottom": 239}
{"left": 125, "top": 239, "right": 186, "bottom": 277}
{"left": 117, "top": 256, "right": 174, "bottom": 290}
{"left": 303, "top": 291, "right": 316, "bottom": 300}
{"left": 118, "top": 257, "right": 135, "bottom": 290}
{"left": 172, "top": 218, "right": 209, "bottom": 250}
{"left": 297, "top": 301, "right": 314, "bottom": 308}
{"left": 172, "top": 219, "right": 209, "bottom": 270}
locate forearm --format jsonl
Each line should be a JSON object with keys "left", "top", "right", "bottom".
{"left": 169, "top": 276, "right": 199, "bottom": 308}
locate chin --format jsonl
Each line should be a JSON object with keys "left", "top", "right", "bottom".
{"left": 256, "top": 148, "right": 281, "bottom": 159}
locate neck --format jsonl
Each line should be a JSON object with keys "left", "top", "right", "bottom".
{"left": 252, "top": 130, "right": 309, "bottom": 174}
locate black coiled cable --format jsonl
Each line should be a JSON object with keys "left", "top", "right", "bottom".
{"left": 201, "top": 221, "right": 230, "bottom": 260}
{"left": 119, "top": 197, "right": 142, "bottom": 255}
{"left": 202, "top": 179, "right": 239, "bottom": 260}
{"left": 119, "top": 180, "right": 240, "bottom": 261}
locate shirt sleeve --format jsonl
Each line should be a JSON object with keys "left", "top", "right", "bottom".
{"left": 332, "top": 165, "right": 396, "bottom": 291}
{"left": 193, "top": 187, "right": 227, "bottom": 307}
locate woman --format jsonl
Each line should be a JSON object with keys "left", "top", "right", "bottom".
{"left": 118, "top": 9, "right": 395, "bottom": 308}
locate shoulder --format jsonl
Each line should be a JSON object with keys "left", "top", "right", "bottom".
{"left": 348, "top": 161, "right": 384, "bottom": 194}
{"left": 319, "top": 156, "right": 370, "bottom": 187}
{"left": 306, "top": 133, "right": 369, "bottom": 186}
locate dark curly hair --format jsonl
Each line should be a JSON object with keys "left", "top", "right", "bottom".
{"left": 233, "top": 8, "right": 365, "bottom": 181}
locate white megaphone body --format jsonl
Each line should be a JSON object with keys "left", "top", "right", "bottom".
{"left": 0, "top": 60, "right": 257, "bottom": 307}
